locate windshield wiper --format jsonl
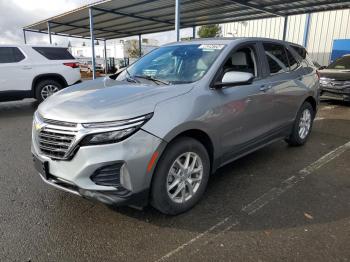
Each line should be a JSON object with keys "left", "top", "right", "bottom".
{"left": 134, "top": 75, "right": 170, "bottom": 85}
{"left": 125, "top": 68, "right": 139, "bottom": 83}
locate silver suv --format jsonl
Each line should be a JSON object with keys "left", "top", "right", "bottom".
{"left": 32, "top": 38, "right": 319, "bottom": 215}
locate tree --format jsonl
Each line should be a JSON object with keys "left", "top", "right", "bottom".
{"left": 198, "top": 24, "right": 221, "bottom": 38}
{"left": 125, "top": 39, "right": 143, "bottom": 58}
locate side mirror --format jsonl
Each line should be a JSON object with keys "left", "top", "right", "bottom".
{"left": 214, "top": 71, "right": 254, "bottom": 88}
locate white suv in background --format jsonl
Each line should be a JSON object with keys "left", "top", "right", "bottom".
{"left": 0, "top": 45, "right": 81, "bottom": 103}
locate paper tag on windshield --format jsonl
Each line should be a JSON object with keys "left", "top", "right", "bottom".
{"left": 198, "top": 44, "right": 224, "bottom": 50}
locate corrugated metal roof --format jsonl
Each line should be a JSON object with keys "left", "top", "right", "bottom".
{"left": 23, "top": 0, "right": 350, "bottom": 40}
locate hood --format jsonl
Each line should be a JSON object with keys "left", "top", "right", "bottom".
{"left": 319, "top": 69, "right": 350, "bottom": 81}
{"left": 38, "top": 77, "right": 194, "bottom": 123}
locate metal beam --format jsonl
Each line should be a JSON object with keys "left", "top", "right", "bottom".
{"left": 138, "top": 34, "right": 142, "bottom": 57}
{"left": 192, "top": 26, "right": 196, "bottom": 39}
{"left": 70, "top": 0, "right": 210, "bottom": 31}
{"left": 175, "top": 0, "right": 181, "bottom": 41}
{"left": 23, "top": 28, "right": 105, "bottom": 40}
{"left": 282, "top": 16, "right": 288, "bottom": 41}
{"left": 89, "top": 7, "right": 96, "bottom": 80}
{"left": 226, "top": 0, "right": 282, "bottom": 17}
{"left": 92, "top": 6, "right": 173, "bottom": 25}
{"left": 47, "top": 22, "right": 52, "bottom": 44}
{"left": 303, "top": 13, "right": 311, "bottom": 47}
{"left": 49, "top": 21, "right": 129, "bottom": 36}
{"left": 23, "top": 29, "right": 27, "bottom": 44}
{"left": 49, "top": 0, "right": 162, "bottom": 30}
{"left": 104, "top": 40, "right": 108, "bottom": 75}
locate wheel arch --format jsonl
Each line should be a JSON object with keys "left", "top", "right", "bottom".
{"left": 153, "top": 127, "right": 218, "bottom": 177}
{"left": 31, "top": 73, "right": 68, "bottom": 96}
{"left": 304, "top": 96, "right": 317, "bottom": 116}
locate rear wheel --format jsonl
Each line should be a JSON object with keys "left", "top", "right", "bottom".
{"left": 285, "top": 101, "right": 314, "bottom": 146}
{"left": 35, "top": 79, "right": 63, "bottom": 103}
{"left": 151, "top": 137, "right": 210, "bottom": 215}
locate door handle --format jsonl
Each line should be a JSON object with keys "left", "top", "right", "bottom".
{"left": 22, "top": 66, "right": 32, "bottom": 70}
{"left": 260, "top": 85, "right": 272, "bottom": 92}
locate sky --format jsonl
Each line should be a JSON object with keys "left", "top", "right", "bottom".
{"left": 0, "top": 0, "right": 194, "bottom": 46}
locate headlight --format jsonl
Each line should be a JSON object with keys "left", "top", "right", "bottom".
{"left": 80, "top": 113, "right": 153, "bottom": 146}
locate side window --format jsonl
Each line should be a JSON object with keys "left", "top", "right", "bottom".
{"left": 263, "top": 43, "right": 289, "bottom": 74}
{"left": 291, "top": 45, "right": 307, "bottom": 59}
{"left": 13, "top": 48, "right": 25, "bottom": 62}
{"left": 285, "top": 48, "right": 299, "bottom": 71}
{"left": 0, "top": 47, "right": 25, "bottom": 63}
{"left": 32, "top": 47, "right": 75, "bottom": 60}
{"left": 222, "top": 45, "right": 258, "bottom": 77}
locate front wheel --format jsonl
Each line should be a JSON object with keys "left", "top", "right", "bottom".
{"left": 151, "top": 137, "right": 210, "bottom": 215}
{"left": 35, "top": 79, "right": 62, "bottom": 103}
{"left": 285, "top": 101, "right": 314, "bottom": 146}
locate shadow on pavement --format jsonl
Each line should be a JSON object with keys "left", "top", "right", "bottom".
{"left": 108, "top": 119, "right": 350, "bottom": 234}
{"left": 0, "top": 99, "right": 38, "bottom": 118}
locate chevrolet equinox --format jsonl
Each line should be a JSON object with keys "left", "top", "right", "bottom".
{"left": 32, "top": 38, "right": 319, "bottom": 215}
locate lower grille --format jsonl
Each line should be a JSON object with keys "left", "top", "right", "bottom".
{"left": 90, "top": 163, "right": 123, "bottom": 187}
{"left": 38, "top": 127, "right": 77, "bottom": 160}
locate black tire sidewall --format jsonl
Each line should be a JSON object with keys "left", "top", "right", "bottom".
{"left": 35, "top": 79, "right": 62, "bottom": 103}
{"left": 151, "top": 137, "right": 210, "bottom": 215}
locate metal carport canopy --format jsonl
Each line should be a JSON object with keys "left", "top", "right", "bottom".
{"left": 24, "top": 0, "right": 350, "bottom": 41}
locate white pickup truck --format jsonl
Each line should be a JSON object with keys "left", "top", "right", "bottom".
{"left": 0, "top": 45, "right": 81, "bottom": 102}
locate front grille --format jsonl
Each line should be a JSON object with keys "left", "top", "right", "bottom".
{"left": 43, "top": 118, "right": 77, "bottom": 128}
{"left": 90, "top": 163, "right": 123, "bottom": 187}
{"left": 38, "top": 126, "right": 77, "bottom": 160}
{"left": 320, "top": 80, "right": 350, "bottom": 90}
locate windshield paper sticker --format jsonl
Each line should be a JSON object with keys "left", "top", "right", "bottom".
{"left": 198, "top": 44, "right": 225, "bottom": 50}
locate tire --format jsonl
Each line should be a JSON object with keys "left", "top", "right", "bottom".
{"left": 285, "top": 101, "right": 314, "bottom": 146}
{"left": 151, "top": 137, "right": 210, "bottom": 215}
{"left": 35, "top": 79, "right": 63, "bottom": 103}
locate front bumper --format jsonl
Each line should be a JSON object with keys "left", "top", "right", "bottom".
{"left": 32, "top": 129, "right": 164, "bottom": 207}
{"left": 320, "top": 87, "right": 350, "bottom": 101}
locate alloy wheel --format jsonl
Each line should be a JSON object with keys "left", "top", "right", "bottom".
{"left": 298, "top": 108, "right": 312, "bottom": 139}
{"left": 41, "top": 84, "right": 59, "bottom": 100}
{"left": 166, "top": 152, "right": 203, "bottom": 204}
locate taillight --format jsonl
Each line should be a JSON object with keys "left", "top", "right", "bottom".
{"left": 63, "top": 62, "right": 79, "bottom": 68}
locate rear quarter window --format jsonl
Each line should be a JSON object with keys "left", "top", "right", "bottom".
{"left": 290, "top": 45, "right": 314, "bottom": 66}
{"left": 32, "top": 47, "right": 75, "bottom": 60}
{"left": 263, "top": 43, "right": 290, "bottom": 74}
{"left": 285, "top": 48, "right": 299, "bottom": 71}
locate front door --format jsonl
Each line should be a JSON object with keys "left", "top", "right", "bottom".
{"left": 212, "top": 43, "right": 276, "bottom": 163}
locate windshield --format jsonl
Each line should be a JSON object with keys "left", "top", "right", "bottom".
{"left": 116, "top": 44, "right": 225, "bottom": 84}
{"left": 327, "top": 56, "right": 350, "bottom": 70}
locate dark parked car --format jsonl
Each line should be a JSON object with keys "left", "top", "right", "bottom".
{"left": 319, "top": 55, "right": 350, "bottom": 102}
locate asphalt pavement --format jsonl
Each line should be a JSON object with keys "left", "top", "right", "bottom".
{"left": 0, "top": 99, "right": 349, "bottom": 262}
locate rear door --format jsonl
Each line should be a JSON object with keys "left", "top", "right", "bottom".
{"left": 31, "top": 47, "right": 80, "bottom": 85}
{"left": 0, "top": 47, "right": 30, "bottom": 92}
{"left": 261, "top": 42, "right": 304, "bottom": 130}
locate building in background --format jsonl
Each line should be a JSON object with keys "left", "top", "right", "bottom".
{"left": 222, "top": 9, "right": 350, "bottom": 66}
